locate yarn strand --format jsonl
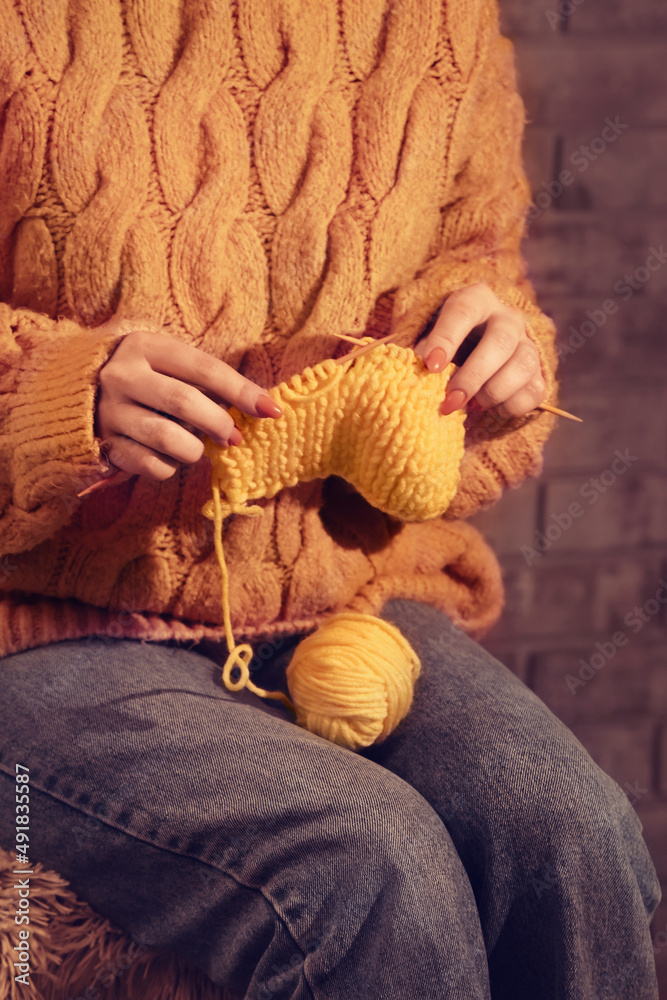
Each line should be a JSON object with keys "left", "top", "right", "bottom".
{"left": 210, "top": 475, "right": 297, "bottom": 713}
{"left": 203, "top": 343, "right": 457, "bottom": 748}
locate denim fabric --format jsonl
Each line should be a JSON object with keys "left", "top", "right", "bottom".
{"left": 0, "top": 598, "right": 661, "bottom": 999}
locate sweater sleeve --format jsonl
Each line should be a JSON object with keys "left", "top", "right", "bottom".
{"left": 0, "top": 304, "right": 128, "bottom": 555}
{"left": 389, "top": 3, "right": 560, "bottom": 522}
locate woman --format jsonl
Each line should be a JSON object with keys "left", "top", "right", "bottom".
{"left": 0, "top": 0, "right": 660, "bottom": 996}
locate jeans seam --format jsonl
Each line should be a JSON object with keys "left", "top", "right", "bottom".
{"left": 0, "top": 765, "right": 318, "bottom": 997}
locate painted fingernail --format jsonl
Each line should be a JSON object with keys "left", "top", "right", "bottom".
{"left": 256, "top": 394, "right": 283, "bottom": 418}
{"left": 440, "top": 388, "right": 467, "bottom": 415}
{"left": 229, "top": 426, "right": 243, "bottom": 446}
{"left": 425, "top": 346, "right": 448, "bottom": 373}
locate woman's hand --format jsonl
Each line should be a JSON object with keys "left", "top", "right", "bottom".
{"left": 94, "top": 321, "right": 282, "bottom": 484}
{"left": 413, "top": 282, "right": 547, "bottom": 419}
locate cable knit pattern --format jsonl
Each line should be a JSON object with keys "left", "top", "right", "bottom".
{"left": 0, "top": 0, "right": 559, "bottom": 660}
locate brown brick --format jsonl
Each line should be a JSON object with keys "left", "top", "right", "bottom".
{"left": 512, "top": 39, "right": 667, "bottom": 127}
{"left": 652, "top": 895, "right": 667, "bottom": 942}
{"left": 538, "top": 294, "right": 667, "bottom": 379}
{"left": 651, "top": 896, "right": 667, "bottom": 985}
{"left": 542, "top": 471, "right": 667, "bottom": 551}
{"left": 569, "top": 0, "right": 667, "bottom": 34}
{"left": 530, "top": 644, "right": 661, "bottom": 725}
{"left": 468, "top": 479, "right": 539, "bottom": 557}
{"left": 483, "top": 563, "right": 536, "bottom": 639}
{"left": 568, "top": 719, "right": 654, "bottom": 793}
{"left": 649, "top": 666, "right": 667, "bottom": 719}
{"left": 540, "top": 380, "right": 667, "bottom": 474}
{"left": 635, "top": 802, "right": 667, "bottom": 882}
{"left": 523, "top": 212, "right": 667, "bottom": 298}
{"left": 486, "top": 561, "right": 598, "bottom": 640}
{"left": 499, "top": 0, "right": 565, "bottom": 37}
{"left": 590, "top": 562, "right": 666, "bottom": 636}
{"left": 555, "top": 129, "right": 667, "bottom": 210}
{"left": 522, "top": 126, "right": 559, "bottom": 196}
{"left": 658, "top": 725, "right": 667, "bottom": 797}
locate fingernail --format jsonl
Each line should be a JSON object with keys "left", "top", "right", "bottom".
{"left": 425, "top": 346, "right": 448, "bottom": 373}
{"left": 256, "top": 394, "right": 283, "bottom": 418}
{"left": 229, "top": 427, "right": 243, "bottom": 446}
{"left": 440, "top": 388, "right": 467, "bottom": 415}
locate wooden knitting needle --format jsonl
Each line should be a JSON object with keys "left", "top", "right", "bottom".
{"left": 77, "top": 469, "right": 132, "bottom": 497}
{"left": 333, "top": 330, "right": 400, "bottom": 364}
{"left": 537, "top": 403, "right": 582, "bottom": 422}
{"left": 332, "top": 332, "right": 369, "bottom": 346}
{"left": 331, "top": 332, "right": 582, "bottom": 422}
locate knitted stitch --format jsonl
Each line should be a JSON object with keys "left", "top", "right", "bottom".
{"left": 202, "top": 343, "right": 466, "bottom": 523}
{"left": 0, "top": 0, "right": 559, "bottom": 659}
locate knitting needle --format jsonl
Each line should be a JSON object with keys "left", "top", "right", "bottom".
{"left": 77, "top": 469, "right": 131, "bottom": 497}
{"left": 332, "top": 332, "right": 368, "bottom": 346}
{"left": 330, "top": 332, "right": 582, "bottom": 422}
{"left": 537, "top": 403, "right": 582, "bottom": 422}
{"left": 333, "top": 330, "right": 400, "bottom": 365}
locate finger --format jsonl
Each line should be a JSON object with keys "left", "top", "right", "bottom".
{"left": 116, "top": 370, "right": 245, "bottom": 448}
{"left": 439, "top": 310, "right": 523, "bottom": 415}
{"left": 102, "top": 431, "right": 182, "bottom": 483}
{"left": 496, "top": 374, "right": 548, "bottom": 419}
{"left": 107, "top": 403, "right": 210, "bottom": 466}
{"left": 140, "top": 332, "right": 282, "bottom": 419}
{"left": 470, "top": 340, "right": 543, "bottom": 412}
{"left": 413, "top": 283, "right": 497, "bottom": 372}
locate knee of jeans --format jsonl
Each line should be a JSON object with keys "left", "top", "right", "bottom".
{"left": 311, "top": 766, "right": 453, "bottom": 886}
{"left": 488, "top": 736, "right": 661, "bottom": 911}
{"left": 292, "top": 773, "right": 463, "bottom": 952}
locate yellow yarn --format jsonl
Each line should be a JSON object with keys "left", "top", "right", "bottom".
{"left": 201, "top": 342, "right": 466, "bottom": 749}
{"left": 285, "top": 613, "right": 422, "bottom": 750}
{"left": 201, "top": 342, "right": 466, "bottom": 523}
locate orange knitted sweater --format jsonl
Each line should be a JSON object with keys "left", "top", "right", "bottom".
{"left": 0, "top": 0, "right": 559, "bottom": 659}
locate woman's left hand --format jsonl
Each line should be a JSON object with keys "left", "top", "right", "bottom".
{"left": 413, "top": 282, "right": 547, "bottom": 419}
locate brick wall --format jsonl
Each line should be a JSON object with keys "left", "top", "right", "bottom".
{"left": 471, "top": 1, "right": 667, "bottom": 993}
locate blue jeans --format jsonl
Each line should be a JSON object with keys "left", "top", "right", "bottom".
{"left": 0, "top": 599, "right": 661, "bottom": 999}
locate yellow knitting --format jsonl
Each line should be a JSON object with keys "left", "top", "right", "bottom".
{"left": 201, "top": 341, "right": 466, "bottom": 748}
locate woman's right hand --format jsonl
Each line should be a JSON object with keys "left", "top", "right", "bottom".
{"left": 94, "top": 322, "right": 282, "bottom": 484}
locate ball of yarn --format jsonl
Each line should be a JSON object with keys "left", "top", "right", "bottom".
{"left": 285, "top": 612, "right": 422, "bottom": 750}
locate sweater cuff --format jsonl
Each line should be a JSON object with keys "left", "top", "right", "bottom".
{"left": 1, "top": 306, "right": 128, "bottom": 549}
